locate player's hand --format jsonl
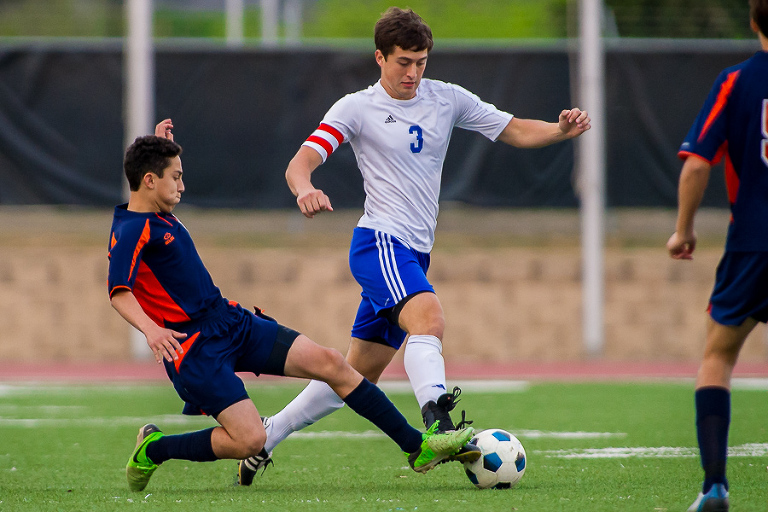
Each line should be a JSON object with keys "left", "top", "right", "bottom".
{"left": 144, "top": 324, "right": 186, "bottom": 364}
{"left": 155, "top": 118, "right": 174, "bottom": 140}
{"left": 666, "top": 231, "right": 696, "bottom": 260}
{"left": 296, "top": 188, "right": 333, "bottom": 218}
{"left": 558, "top": 108, "right": 591, "bottom": 138}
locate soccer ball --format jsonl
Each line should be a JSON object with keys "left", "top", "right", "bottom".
{"left": 463, "top": 428, "right": 526, "bottom": 489}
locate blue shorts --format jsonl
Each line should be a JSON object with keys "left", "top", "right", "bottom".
{"left": 163, "top": 299, "right": 299, "bottom": 417}
{"left": 348, "top": 227, "right": 434, "bottom": 349}
{"left": 709, "top": 251, "right": 768, "bottom": 326}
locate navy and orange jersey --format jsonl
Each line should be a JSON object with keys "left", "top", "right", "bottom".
{"left": 679, "top": 51, "right": 768, "bottom": 251}
{"left": 107, "top": 204, "right": 223, "bottom": 327}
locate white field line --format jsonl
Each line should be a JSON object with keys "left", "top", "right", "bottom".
{"left": 0, "top": 415, "right": 216, "bottom": 428}
{"left": 731, "top": 378, "right": 768, "bottom": 390}
{"left": 1, "top": 412, "right": 765, "bottom": 459}
{"left": 515, "top": 429, "right": 626, "bottom": 439}
{"left": 0, "top": 415, "right": 623, "bottom": 442}
{"left": 0, "top": 405, "right": 88, "bottom": 414}
{"left": 378, "top": 380, "right": 530, "bottom": 393}
{"left": 537, "top": 444, "right": 768, "bottom": 458}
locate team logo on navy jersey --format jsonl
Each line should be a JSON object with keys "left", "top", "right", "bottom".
{"left": 164, "top": 232, "right": 175, "bottom": 245}
{"left": 384, "top": 115, "right": 396, "bottom": 124}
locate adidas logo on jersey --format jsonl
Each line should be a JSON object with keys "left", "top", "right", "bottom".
{"left": 384, "top": 115, "right": 396, "bottom": 124}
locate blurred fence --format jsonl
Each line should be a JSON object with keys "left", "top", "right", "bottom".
{"left": 0, "top": 39, "right": 760, "bottom": 208}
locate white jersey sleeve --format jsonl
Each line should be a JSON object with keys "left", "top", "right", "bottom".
{"left": 301, "top": 93, "right": 361, "bottom": 162}
{"left": 450, "top": 83, "right": 513, "bottom": 141}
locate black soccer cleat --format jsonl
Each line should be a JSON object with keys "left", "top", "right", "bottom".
{"left": 421, "top": 386, "right": 480, "bottom": 464}
{"left": 238, "top": 448, "right": 274, "bottom": 486}
{"left": 421, "top": 386, "right": 473, "bottom": 432}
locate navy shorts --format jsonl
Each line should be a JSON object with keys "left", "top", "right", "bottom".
{"left": 348, "top": 227, "right": 434, "bottom": 349}
{"left": 709, "top": 251, "right": 768, "bottom": 326}
{"left": 163, "top": 300, "right": 299, "bottom": 417}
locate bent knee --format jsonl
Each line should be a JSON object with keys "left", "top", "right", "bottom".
{"left": 320, "top": 346, "right": 348, "bottom": 372}
{"left": 234, "top": 430, "right": 267, "bottom": 459}
{"left": 403, "top": 314, "right": 444, "bottom": 338}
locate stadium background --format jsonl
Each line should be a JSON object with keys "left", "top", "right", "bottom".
{"left": 0, "top": 0, "right": 766, "bottom": 371}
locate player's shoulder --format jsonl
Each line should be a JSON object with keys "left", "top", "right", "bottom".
{"left": 715, "top": 52, "right": 765, "bottom": 83}
{"left": 419, "top": 78, "right": 469, "bottom": 95}
{"left": 112, "top": 207, "right": 166, "bottom": 238}
{"left": 732, "top": 50, "right": 768, "bottom": 79}
{"left": 340, "top": 83, "right": 379, "bottom": 101}
{"left": 329, "top": 84, "right": 377, "bottom": 113}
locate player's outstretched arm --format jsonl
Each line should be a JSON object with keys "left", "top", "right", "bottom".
{"left": 110, "top": 290, "right": 186, "bottom": 364}
{"left": 497, "top": 108, "right": 590, "bottom": 148}
{"left": 667, "top": 155, "right": 712, "bottom": 260}
{"left": 285, "top": 146, "right": 333, "bottom": 218}
{"left": 154, "top": 118, "right": 174, "bottom": 140}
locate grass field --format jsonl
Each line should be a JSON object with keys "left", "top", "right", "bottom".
{"left": 0, "top": 380, "right": 766, "bottom": 511}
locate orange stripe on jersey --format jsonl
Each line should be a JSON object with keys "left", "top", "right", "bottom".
{"left": 723, "top": 145, "right": 739, "bottom": 207}
{"left": 677, "top": 151, "right": 715, "bottom": 165}
{"left": 108, "top": 284, "right": 131, "bottom": 299}
{"left": 698, "top": 70, "right": 740, "bottom": 143}
{"left": 155, "top": 213, "right": 174, "bottom": 227}
{"left": 174, "top": 331, "right": 200, "bottom": 372}
{"left": 133, "top": 261, "right": 191, "bottom": 326}
{"left": 128, "top": 219, "right": 151, "bottom": 283}
{"left": 108, "top": 232, "right": 118, "bottom": 259}
{"left": 318, "top": 123, "right": 344, "bottom": 145}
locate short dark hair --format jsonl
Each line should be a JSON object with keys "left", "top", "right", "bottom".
{"left": 751, "top": 0, "right": 768, "bottom": 37}
{"left": 374, "top": 7, "right": 433, "bottom": 57}
{"left": 123, "top": 135, "right": 182, "bottom": 192}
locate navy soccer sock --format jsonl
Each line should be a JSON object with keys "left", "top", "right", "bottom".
{"left": 695, "top": 386, "right": 730, "bottom": 493}
{"left": 146, "top": 427, "right": 218, "bottom": 465}
{"left": 343, "top": 378, "right": 423, "bottom": 454}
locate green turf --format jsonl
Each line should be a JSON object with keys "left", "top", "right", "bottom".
{"left": 0, "top": 381, "right": 765, "bottom": 511}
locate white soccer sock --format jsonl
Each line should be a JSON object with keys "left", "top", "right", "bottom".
{"left": 403, "top": 334, "right": 447, "bottom": 409}
{"left": 263, "top": 379, "right": 344, "bottom": 453}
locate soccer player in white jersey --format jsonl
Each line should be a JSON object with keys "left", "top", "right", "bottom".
{"left": 238, "top": 6, "right": 591, "bottom": 484}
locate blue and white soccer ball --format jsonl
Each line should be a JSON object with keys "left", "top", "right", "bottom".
{"left": 463, "top": 428, "right": 526, "bottom": 489}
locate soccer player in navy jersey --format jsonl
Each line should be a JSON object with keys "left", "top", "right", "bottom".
{"left": 108, "top": 119, "right": 474, "bottom": 491}
{"left": 239, "top": 6, "right": 590, "bottom": 483}
{"left": 667, "top": 1, "right": 768, "bottom": 510}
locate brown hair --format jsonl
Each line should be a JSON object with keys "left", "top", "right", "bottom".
{"left": 123, "top": 135, "right": 182, "bottom": 191}
{"left": 374, "top": 7, "right": 433, "bottom": 57}
{"left": 751, "top": 0, "right": 768, "bottom": 37}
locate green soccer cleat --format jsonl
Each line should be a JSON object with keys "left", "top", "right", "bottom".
{"left": 444, "top": 442, "right": 482, "bottom": 464}
{"left": 126, "top": 423, "right": 164, "bottom": 492}
{"left": 407, "top": 423, "right": 475, "bottom": 473}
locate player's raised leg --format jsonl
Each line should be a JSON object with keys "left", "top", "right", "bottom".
{"left": 282, "top": 334, "right": 474, "bottom": 472}
{"left": 239, "top": 338, "right": 399, "bottom": 484}
{"left": 399, "top": 293, "right": 480, "bottom": 463}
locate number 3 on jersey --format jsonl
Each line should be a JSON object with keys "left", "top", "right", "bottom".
{"left": 409, "top": 125, "right": 424, "bottom": 153}
{"left": 762, "top": 99, "right": 768, "bottom": 167}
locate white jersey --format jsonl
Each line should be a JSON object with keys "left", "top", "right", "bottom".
{"left": 303, "top": 78, "right": 513, "bottom": 253}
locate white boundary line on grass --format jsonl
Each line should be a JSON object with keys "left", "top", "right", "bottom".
{"left": 0, "top": 416, "right": 625, "bottom": 442}
{"left": 538, "top": 443, "right": 768, "bottom": 458}
{"left": 378, "top": 380, "right": 531, "bottom": 393}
